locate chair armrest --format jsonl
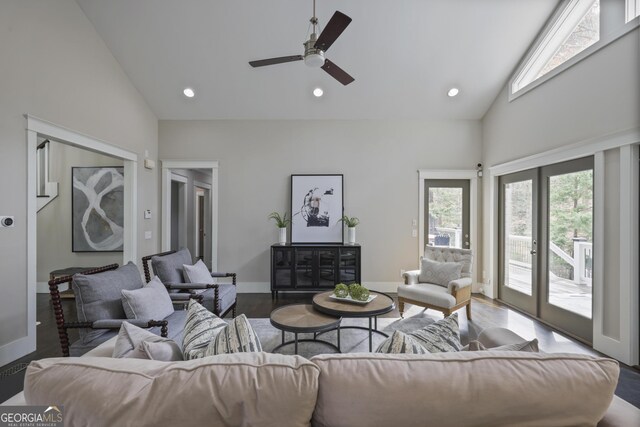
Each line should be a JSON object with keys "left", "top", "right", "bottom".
{"left": 402, "top": 270, "right": 420, "bottom": 285}
{"left": 63, "top": 319, "right": 169, "bottom": 337}
{"left": 211, "top": 272, "right": 235, "bottom": 278}
{"left": 165, "top": 282, "right": 217, "bottom": 290}
{"left": 447, "top": 277, "right": 472, "bottom": 293}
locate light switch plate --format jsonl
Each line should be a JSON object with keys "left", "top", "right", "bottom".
{"left": 411, "top": 229, "right": 417, "bottom": 237}
{"left": 144, "top": 210, "right": 152, "bottom": 219}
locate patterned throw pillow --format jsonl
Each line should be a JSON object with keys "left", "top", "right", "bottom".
{"left": 466, "top": 339, "right": 539, "bottom": 352}
{"left": 418, "top": 258, "right": 463, "bottom": 287}
{"left": 376, "top": 330, "right": 428, "bottom": 354}
{"left": 409, "top": 313, "right": 462, "bottom": 353}
{"left": 205, "top": 314, "right": 262, "bottom": 355}
{"left": 182, "top": 300, "right": 227, "bottom": 360}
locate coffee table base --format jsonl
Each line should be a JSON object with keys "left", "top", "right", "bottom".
{"left": 316, "top": 317, "right": 388, "bottom": 352}
{"left": 272, "top": 329, "right": 341, "bottom": 355}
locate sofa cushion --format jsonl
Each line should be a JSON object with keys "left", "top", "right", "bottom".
{"left": 69, "top": 331, "right": 116, "bottom": 357}
{"left": 466, "top": 338, "right": 539, "bottom": 352}
{"left": 151, "top": 248, "right": 192, "bottom": 284}
{"left": 418, "top": 257, "right": 463, "bottom": 287}
{"left": 182, "top": 300, "right": 226, "bottom": 359}
{"left": 182, "top": 259, "right": 213, "bottom": 284}
{"left": 310, "top": 352, "right": 619, "bottom": 427}
{"left": 72, "top": 262, "right": 144, "bottom": 343}
{"left": 408, "top": 313, "right": 462, "bottom": 353}
{"left": 397, "top": 283, "right": 457, "bottom": 308}
{"left": 206, "top": 314, "right": 262, "bottom": 355}
{"left": 24, "top": 353, "right": 320, "bottom": 427}
{"left": 121, "top": 276, "right": 174, "bottom": 321}
{"left": 376, "top": 331, "right": 428, "bottom": 354}
{"left": 112, "top": 322, "right": 182, "bottom": 361}
{"left": 199, "top": 283, "right": 237, "bottom": 314}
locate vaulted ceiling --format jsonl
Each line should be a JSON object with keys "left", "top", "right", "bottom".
{"left": 76, "top": 0, "right": 557, "bottom": 120}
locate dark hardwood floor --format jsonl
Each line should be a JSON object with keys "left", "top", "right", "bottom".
{"left": 1, "top": 293, "right": 639, "bottom": 408}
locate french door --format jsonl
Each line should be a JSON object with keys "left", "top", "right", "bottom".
{"left": 499, "top": 157, "right": 594, "bottom": 343}
{"left": 424, "top": 180, "right": 470, "bottom": 249}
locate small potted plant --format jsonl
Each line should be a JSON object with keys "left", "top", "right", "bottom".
{"left": 268, "top": 212, "right": 291, "bottom": 245}
{"left": 339, "top": 215, "right": 360, "bottom": 244}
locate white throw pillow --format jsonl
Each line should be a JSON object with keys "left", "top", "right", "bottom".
{"left": 418, "top": 257, "right": 463, "bottom": 287}
{"left": 182, "top": 300, "right": 227, "bottom": 360}
{"left": 183, "top": 259, "right": 213, "bottom": 284}
{"left": 121, "top": 276, "right": 174, "bottom": 320}
{"left": 112, "top": 321, "right": 182, "bottom": 361}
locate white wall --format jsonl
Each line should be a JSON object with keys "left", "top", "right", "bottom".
{"left": 0, "top": 0, "right": 158, "bottom": 364}
{"left": 36, "top": 142, "right": 124, "bottom": 284}
{"left": 481, "top": 27, "right": 640, "bottom": 363}
{"left": 159, "top": 120, "right": 482, "bottom": 291}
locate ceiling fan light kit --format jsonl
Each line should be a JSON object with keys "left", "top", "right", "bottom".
{"left": 249, "top": 0, "right": 354, "bottom": 86}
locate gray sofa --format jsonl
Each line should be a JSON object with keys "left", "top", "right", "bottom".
{"left": 3, "top": 327, "right": 639, "bottom": 426}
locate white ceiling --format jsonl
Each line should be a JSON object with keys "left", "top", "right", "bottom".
{"left": 76, "top": 0, "right": 557, "bottom": 120}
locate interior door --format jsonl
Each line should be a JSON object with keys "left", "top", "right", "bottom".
{"left": 424, "top": 180, "right": 470, "bottom": 249}
{"left": 499, "top": 169, "right": 538, "bottom": 316}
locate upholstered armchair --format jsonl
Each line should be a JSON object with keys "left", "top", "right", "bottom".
{"left": 49, "top": 263, "right": 194, "bottom": 357}
{"left": 142, "top": 248, "right": 237, "bottom": 318}
{"left": 399, "top": 246, "right": 473, "bottom": 319}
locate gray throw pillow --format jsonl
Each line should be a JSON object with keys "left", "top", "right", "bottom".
{"left": 182, "top": 300, "right": 227, "bottom": 360}
{"left": 113, "top": 321, "right": 182, "bottom": 361}
{"left": 409, "top": 313, "right": 462, "bottom": 353}
{"left": 121, "top": 276, "right": 174, "bottom": 321}
{"left": 72, "top": 262, "right": 144, "bottom": 343}
{"left": 466, "top": 339, "right": 539, "bottom": 352}
{"left": 376, "top": 330, "right": 428, "bottom": 354}
{"left": 418, "top": 257, "right": 463, "bottom": 287}
{"left": 205, "top": 314, "right": 262, "bottom": 356}
{"left": 151, "top": 248, "right": 192, "bottom": 284}
{"left": 183, "top": 259, "right": 213, "bottom": 284}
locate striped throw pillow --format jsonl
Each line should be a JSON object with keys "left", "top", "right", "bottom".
{"left": 408, "top": 313, "right": 462, "bottom": 353}
{"left": 182, "top": 300, "right": 226, "bottom": 360}
{"left": 376, "top": 330, "right": 428, "bottom": 354}
{"left": 205, "top": 314, "right": 262, "bottom": 355}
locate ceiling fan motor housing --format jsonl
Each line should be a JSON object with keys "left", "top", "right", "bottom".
{"left": 304, "top": 35, "right": 325, "bottom": 68}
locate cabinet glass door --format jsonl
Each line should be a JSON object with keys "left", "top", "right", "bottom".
{"left": 272, "top": 248, "right": 293, "bottom": 288}
{"left": 338, "top": 248, "right": 358, "bottom": 283}
{"left": 318, "top": 249, "right": 337, "bottom": 287}
{"left": 294, "top": 249, "right": 315, "bottom": 287}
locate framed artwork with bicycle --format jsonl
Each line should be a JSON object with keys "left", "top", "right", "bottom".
{"left": 290, "top": 174, "right": 344, "bottom": 244}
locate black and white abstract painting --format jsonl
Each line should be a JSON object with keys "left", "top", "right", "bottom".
{"left": 290, "top": 174, "right": 343, "bottom": 243}
{"left": 72, "top": 167, "right": 124, "bottom": 252}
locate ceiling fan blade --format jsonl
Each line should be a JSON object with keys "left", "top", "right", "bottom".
{"left": 321, "top": 59, "right": 355, "bottom": 86}
{"left": 314, "top": 11, "right": 352, "bottom": 52}
{"left": 249, "top": 55, "right": 303, "bottom": 67}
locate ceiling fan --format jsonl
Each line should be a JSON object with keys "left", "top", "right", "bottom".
{"left": 249, "top": 0, "right": 354, "bottom": 86}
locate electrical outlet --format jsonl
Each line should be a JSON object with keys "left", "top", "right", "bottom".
{"left": 411, "top": 229, "right": 417, "bottom": 237}
{"left": 144, "top": 231, "right": 152, "bottom": 240}
{"left": 412, "top": 219, "right": 417, "bottom": 227}
{"left": 0, "top": 216, "right": 15, "bottom": 227}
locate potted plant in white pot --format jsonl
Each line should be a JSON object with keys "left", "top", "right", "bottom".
{"left": 268, "top": 212, "right": 291, "bottom": 245}
{"left": 339, "top": 215, "right": 360, "bottom": 244}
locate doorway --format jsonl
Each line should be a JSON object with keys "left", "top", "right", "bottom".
{"left": 161, "top": 161, "right": 218, "bottom": 271}
{"left": 499, "top": 156, "right": 594, "bottom": 342}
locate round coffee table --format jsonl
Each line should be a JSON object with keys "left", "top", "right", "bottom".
{"left": 270, "top": 304, "right": 342, "bottom": 354}
{"left": 312, "top": 290, "right": 395, "bottom": 352}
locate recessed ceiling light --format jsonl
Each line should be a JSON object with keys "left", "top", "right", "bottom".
{"left": 313, "top": 88, "right": 324, "bottom": 97}
{"left": 183, "top": 87, "right": 195, "bottom": 98}
{"left": 447, "top": 87, "right": 459, "bottom": 97}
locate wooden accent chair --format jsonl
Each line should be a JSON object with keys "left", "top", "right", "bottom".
{"left": 142, "top": 248, "right": 237, "bottom": 318}
{"left": 49, "top": 264, "right": 169, "bottom": 357}
{"left": 398, "top": 246, "right": 473, "bottom": 319}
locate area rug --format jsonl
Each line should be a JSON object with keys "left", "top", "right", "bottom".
{"left": 249, "top": 312, "right": 437, "bottom": 358}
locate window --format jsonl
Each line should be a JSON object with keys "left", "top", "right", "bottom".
{"left": 628, "top": 0, "right": 640, "bottom": 22}
{"left": 512, "top": 0, "right": 600, "bottom": 94}
{"left": 510, "top": 0, "right": 639, "bottom": 99}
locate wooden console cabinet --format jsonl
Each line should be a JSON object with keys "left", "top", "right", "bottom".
{"left": 270, "top": 244, "right": 361, "bottom": 298}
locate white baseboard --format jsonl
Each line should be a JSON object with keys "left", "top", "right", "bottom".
{"left": 37, "top": 282, "right": 68, "bottom": 293}
{"left": 0, "top": 335, "right": 36, "bottom": 368}
{"left": 236, "top": 281, "right": 487, "bottom": 295}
